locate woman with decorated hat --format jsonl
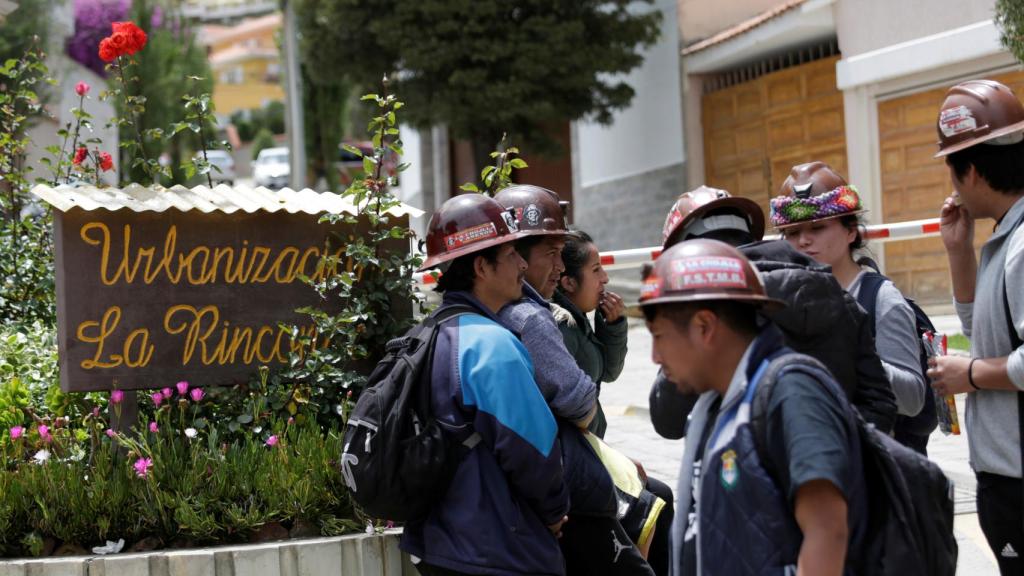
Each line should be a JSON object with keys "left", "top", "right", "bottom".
{"left": 771, "top": 162, "right": 929, "bottom": 453}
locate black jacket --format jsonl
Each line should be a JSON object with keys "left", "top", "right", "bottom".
{"left": 649, "top": 240, "right": 898, "bottom": 439}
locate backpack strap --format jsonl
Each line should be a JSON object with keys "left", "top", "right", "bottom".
{"left": 749, "top": 352, "right": 839, "bottom": 482}
{"left": 855, "top": 272, "right": 887, "bottom": 337}
{"left": 418, "top": 304, "right": 482, "bottom": 449}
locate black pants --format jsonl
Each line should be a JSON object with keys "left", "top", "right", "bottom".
{"left": 561, "top": 515, "right": 655, "bottom": 576}
{"left": 976, "top": 471, "right": 1023, "bottom": 575}
{"left": 645, "top": 475, "right": 674, "bottom": 576}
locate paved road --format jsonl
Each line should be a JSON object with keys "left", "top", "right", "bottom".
{"left": 597, "top": 319, "right": 999, "bottom": 575}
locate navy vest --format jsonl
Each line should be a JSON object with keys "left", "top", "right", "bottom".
{"left": 697, "top": 359, "right": 801, "bottom": 575}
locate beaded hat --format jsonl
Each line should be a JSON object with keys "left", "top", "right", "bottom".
{"left": 769, "top": 162, "right": 866, "bottom": 229}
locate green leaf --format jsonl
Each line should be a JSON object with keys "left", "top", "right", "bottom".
{"left": 509, "top": 158, "right": 528, "bottom": 169}
{"left": 342, "top": 144, "right": 364, "bottom": 158}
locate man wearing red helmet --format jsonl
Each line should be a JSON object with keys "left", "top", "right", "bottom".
{"left": 930, "top": 79, "right": 1024, "bottom": 574}
{"left": 494, "top": 184, "right": 667, "bottom": 576}
{"left": 639, "top": 239, "right": 866, "bottom": 576}
{"left": 402, "top": 193, "right": 569, "bottom": 576}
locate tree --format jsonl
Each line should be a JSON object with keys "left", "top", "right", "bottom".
{"left": 294, "top": 0, "right": 661, "bottom": 173}
{"left": 996, "top": 0, "right": 1024, "bottom": 64}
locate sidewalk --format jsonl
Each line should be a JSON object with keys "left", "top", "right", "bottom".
{"left": 597, "top": 320, "right": 998, "bottom": 575}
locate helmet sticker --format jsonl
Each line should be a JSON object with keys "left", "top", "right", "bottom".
{"left": 640, "top": 275, "right": 663, "bottom": 300}
{"left": 500, "top": 209, "right": 519, "bottom": 233}
{"left": 669, "top": 256, "right": 746, "bottom": 290}
{"left": 524, "top": 204, "right": 541, "bottom": 227}
{"left": 663, "top": 206, "right": 684, "bottom": 240}
{"left": 940, "top": 105, "right": 978, "bottom": 138}
{"left": 444, "top": 222, "right": 498, "bottom": 251}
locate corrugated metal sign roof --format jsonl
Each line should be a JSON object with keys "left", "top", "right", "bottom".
{"left": 30, "top": 183, "right": 424, "bottom": 218}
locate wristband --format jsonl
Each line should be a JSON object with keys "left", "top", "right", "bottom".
{"left": 968, "top": 358, "right": 980, "bottom": 390}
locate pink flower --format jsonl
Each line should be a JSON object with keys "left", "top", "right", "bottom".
{"left": 75, "top": 81, "right": 90, "bottom": 96}
{"left": 150, "top": 392, "right": 164, "bottom": 407}
{"left": 105, "top": 429, "right": 116, "bottom": 438}
{"left": 287, "top": 417, "right": 294, "bottom": 425}
{"left": 110, "top": 390, "right": 124, "bottom": 404}
{"left": 9, "top": 426, "right": 24, "bottom": 440}
{"left": 175, "top": 381, "right": 189, "bottom": 396}
{"left": 148, "top": 421, "right": 158, "bottom": 433}
{"left": 189, "top": 388, "right": 205, "bottom": 402}
{"left": 92, "top": 406, "right": 101, "bottom": 418}
{"left": 37, "top": 425, "right": 52, "bottom": 443}
{"left": 133, "top": 457, "right": 153, "bottom": 478}
{"left": 161, "top": 387, "right": 173, "bottom": 398}
{"left": 265, "top": 435, "right": 278, "bottom": 447}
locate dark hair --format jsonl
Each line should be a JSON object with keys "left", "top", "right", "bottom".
{"left": 559, "top": 230, "right": 594, "bottom": 285}
{"left": 946, "top": 140, "right": 1024, "bottom": 194}
{"left": 838, "top": 213, "right": 866, "bottom": 252}
{"left": 513, "top": 235, "right": 545, "bottom": 261}
{"left": 642, "top": 300, "right": 759, "bottom": 338}
{"left": 435, "top": 245, "right": 502, "bottom": 293}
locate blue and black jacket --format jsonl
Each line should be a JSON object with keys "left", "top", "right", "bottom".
{"left": 400, "top": 291, "right": 570, "bottom": 576}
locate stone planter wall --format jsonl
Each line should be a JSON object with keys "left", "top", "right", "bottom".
{"left": 0, "top": 531, "right": 416, "bottom": 576}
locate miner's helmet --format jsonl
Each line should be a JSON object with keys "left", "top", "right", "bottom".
{"left": 934, "top": 79, "right": 1024, "bottom": 158}
{"left": 662, "top": 186, "right": 765, "bottom": 248}
{"left": 493, "top": 184, "right": 570, "bottom": 237}
{"left": 418, "top": 193, "right": 527, "bottom": 272}
{"left": 636, "top": 238, "right": 784, "bottom": 311}
{"left": 769, "top": 161, "right": 865, "bottom": 230}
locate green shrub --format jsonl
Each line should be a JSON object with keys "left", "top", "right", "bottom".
{"left": 0, "top": 398, "right": 364, "bottom": 556}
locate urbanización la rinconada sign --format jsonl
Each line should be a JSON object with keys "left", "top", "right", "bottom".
{"left": 31, "top": 184, "right": 419, "bottom": 393}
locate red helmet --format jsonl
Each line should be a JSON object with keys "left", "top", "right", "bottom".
{"left": 493, "top": 184, "right": 570, "bottom": 236}
{"left": 769, "top": 162, "right": 865, "bottom": 229}
{"left": 637, "top": 239, "right": 783, "bottom": 310}
{"left": 662, "top": 186, "right": 764, "bottom": 248}
{"left": 418, "top": 194, "right": 524, "bottom": 272}
{"left": 934, "top": 79, "right": 1024, "bottom": 157}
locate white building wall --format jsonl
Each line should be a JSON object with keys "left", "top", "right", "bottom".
{"left": 576, "top": 0, "right": 685, "bottom": 189}
{"left": 572, "top": 0, "right": 686, "bottom": 250}
{"left": 836, "top": 0, "right": 996, "bottom": 58}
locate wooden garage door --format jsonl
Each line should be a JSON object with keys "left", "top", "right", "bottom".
{"left": 878, "top": 70, "right": 1024, "bottom": 307}
{"left": 703, "top": 56, "right": 846, "bottom": 219}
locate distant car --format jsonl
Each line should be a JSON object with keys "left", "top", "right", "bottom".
{"left": 197, "top": 149, "right": 235, "bottom": 185}
{"left": 253, "top": 147, "right": 290, "bottom": 189}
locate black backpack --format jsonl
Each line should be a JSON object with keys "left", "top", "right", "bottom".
{"left": 751, "top": 353, "right": 957, "bottom": 576}
{"left": 856, "top": 269, "right": 939, "bottom": 441}
{"left": 340, "top": 305, "right": 480, "bottom": 522}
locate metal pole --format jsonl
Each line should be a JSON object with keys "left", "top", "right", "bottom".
{"left": 282, "top": 0, "right": 307, "bottom": 190}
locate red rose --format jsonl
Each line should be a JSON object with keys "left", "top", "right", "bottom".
{"left": 112, "top": 21, "right": 147, "bottom": 54}
{"left": 73, "top": 147, "right": 87, "bottom": 165}
{"left": 109, "top": 32, "right": 130, "bottom": 55}
{"left": 98, "top": 38, "right": 117, "bottom": 62}
{"left": 99, "top": 151, "right": 114, "bottom": 172}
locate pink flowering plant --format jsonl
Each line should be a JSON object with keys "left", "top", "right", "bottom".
{"left": 0, "top": 379, "right": 366, "bottom": 557}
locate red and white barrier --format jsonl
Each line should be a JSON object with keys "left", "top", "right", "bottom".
{"left": 412, "top": 217, "right": 943, "bottom": 284}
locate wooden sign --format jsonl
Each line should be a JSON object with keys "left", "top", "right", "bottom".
{"left": 53, "top": 206, "right": 408, "bottom": 392}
